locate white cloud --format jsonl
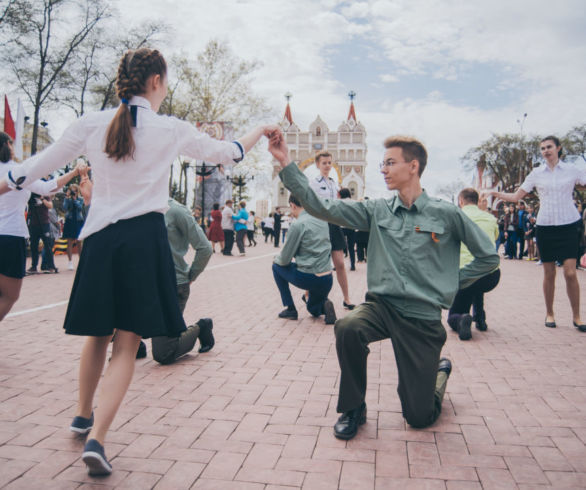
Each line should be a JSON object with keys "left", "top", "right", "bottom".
{"left": 379, "top": 73, "right": 399, "bottom": 83}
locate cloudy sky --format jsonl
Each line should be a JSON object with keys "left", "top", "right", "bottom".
{"left": 23, "top": 0, "right": 586, "bottom": 199}
{"left": 117, "top": 0, "right": 586, "bottom": 197}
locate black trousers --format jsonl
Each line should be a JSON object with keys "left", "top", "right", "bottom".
{"left": 28, "top": 224, "right": 55, "bottom": 270}
{"left": 235, "top": 229, "right": 246, "bottom": 254}
{"left": 448, "top": 269, "right": 501, "bottom": 329}
{"left": 274, "top": 225, "right": 281, "bottom": 247}
{"left": 223, "top": 229, "right": 234, "bottom": 255}
{"left": 335, "top": 293, "right": 448, "bottom": 428}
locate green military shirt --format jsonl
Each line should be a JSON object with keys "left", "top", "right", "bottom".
{"left": 274, "top": 210, "right": 332, "bottom": 274}
{"left": 165, "top": 199, "right": 212, "bottom": 285}
{"left": 280, "top": 164, "right": 499, "bottom": 320}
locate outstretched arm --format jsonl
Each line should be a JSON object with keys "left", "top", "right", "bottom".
{"left": 485, "top": 188, "right": 528, "bottom": 203}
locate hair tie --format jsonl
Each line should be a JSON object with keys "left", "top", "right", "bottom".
{"left": 121, "top": 98, "right": 129, "bottom": 105}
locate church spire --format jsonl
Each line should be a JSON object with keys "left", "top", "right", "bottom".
{"left": 284, "top": 92, "right": 293, "bottom": 124}
{"left": 347, "top": 90, "right": 357, "bottom": 121}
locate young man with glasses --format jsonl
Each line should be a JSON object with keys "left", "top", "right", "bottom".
{"left": 269, "top": 135, "right": 499, "bottom": 439}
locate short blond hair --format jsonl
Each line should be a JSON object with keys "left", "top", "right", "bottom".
{"left": 383, "top": 135, "right": 428, "bottom": 176}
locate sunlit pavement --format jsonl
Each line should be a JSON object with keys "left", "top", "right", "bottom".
{"left": 2, "top": 240, "right": 586, "bottom": 489}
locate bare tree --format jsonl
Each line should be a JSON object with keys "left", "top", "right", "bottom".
{"left": 160, "top": 39, "right": 273, "bottom": 131}
{"left": 90, "top": 21, "right": 167, "bottom": 112}
{"left": 3, "top": 0, "right": 108, "bottom": 154}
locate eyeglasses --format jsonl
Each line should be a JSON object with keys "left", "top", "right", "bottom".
{"left": 379, "top": 159, "right": 409, "bottom": 170}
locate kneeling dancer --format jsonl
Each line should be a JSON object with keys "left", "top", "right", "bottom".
{"left": 272, "top": 194, "right": 336, "bottom": 324}
{"left": 270, "top": 135, "right": 499, "bottom": 439}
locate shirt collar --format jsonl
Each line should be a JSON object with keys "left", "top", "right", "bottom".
{"left": 128, "top": 95, "right": 152, "bottom": 110}
{"left": 390, "top": 190, "right": 429, "bottom": 214}
{"left": 316, "top": 175, "right": 330, "bottom": 183}
{"left": 539, "top": 160, "right": 567, "bottom": 173}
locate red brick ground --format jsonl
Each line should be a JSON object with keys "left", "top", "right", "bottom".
{"left": 2, "top": 240, "right": 586, "bottom": 489}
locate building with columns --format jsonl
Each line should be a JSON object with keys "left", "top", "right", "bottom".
{"left": 271, "top": 93, "right": 367, "bottom": 209}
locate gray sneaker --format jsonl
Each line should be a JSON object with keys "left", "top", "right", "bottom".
{"left": 70, "top": 412, "right": 94, "bottom": 435}
{"left": 82, "top": 438, "right": 112, "bottom": 476}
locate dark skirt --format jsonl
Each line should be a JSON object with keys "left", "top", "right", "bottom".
{"left": 63, "top": 212, "right": 186, "bottom": 338}
{"left": 62, "top": 217, "right": 84, "bottom": 239}
{"left": 536, "top": 220, "right": 581, "bottom": 263}
{"left": 329, "top": 223, "right": 346, "bottom": 251}
{"left": 0, "top": 235, "right": 26, "bottom": 279}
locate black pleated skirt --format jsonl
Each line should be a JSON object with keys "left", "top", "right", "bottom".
{"left": 63, "top": 212, "right": 186, "bottom": 338}
{"left": 536, "top": 220, "right": 581, "bottom": 263}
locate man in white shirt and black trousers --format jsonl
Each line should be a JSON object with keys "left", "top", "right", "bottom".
{"left": 221, "top": 199, "right": 235, "bottom": 256}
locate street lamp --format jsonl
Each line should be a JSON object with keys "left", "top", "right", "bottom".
{"left": 229, "top": 172, "right": 254, "bottom": 202}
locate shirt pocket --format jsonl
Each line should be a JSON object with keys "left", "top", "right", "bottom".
{"left": 377, "top": 216, "right": 403, "bottom": 232}
{"left": 413, "top": 220, "right": 445, "bottom": 247}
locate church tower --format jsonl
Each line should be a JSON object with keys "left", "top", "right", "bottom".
{"left": 271, "top": 92, "right": 367, "bottom": 209}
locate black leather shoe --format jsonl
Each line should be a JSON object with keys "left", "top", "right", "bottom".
{"left": 545, "top": 318, "right": 556, "bottom": 328}
{"left": 197, "top": 318, "right": 215, "bottom": 353}
{"left": 438, "top": 358, "right": 452, "bottom": 377}
{"left": 475, "top": 318, "right": 488, "bottom": 331}
{"left": 343, "top": 301, "right": 355, "bottom": 310}
{"left": 457, "top": 314, "right": 472, "bottom": 341}
{"left": 278, "top": 308, "right": 298, "bottom": 320}
{"left": 324, "top": 300, "right": 337, "bottom": 325}
{"left": 333, "top": 403, "right": 366, "bottom": 440}
{"left": 136, "top": 340, "right": 147, "bottom": 359}
{"left": 573, "top": 321, "right": 586, "bottom": 332}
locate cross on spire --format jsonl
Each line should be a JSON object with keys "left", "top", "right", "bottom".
{"left": 347, "top": 91, "right": 357, "bottom": 121}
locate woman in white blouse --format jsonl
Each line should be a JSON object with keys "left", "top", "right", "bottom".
{"left": 0, "top": 132, "right": 78, "bottom": 321}
{"left": 487, "top": 136, "right": 586, "bottom": 331}
{"left": 0, "top": 48, "right": 280, "bottom": 476}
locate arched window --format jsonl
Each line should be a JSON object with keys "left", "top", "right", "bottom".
{"left": 316, "top": 127, "right": 321, "bottom": 136}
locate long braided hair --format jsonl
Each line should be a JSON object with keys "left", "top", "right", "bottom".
{"left": 104, "top": 48, "right": 167, "bottom": 161}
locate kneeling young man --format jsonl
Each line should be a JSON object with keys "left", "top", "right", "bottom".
{"left": 149, "top": 198, "right": 215, "bottom": 364}
{"left": 447, "top": 188, "right": 501, "bottom": 340}
{"left": 272, "top": 194, "right": 337, "bottom": 324}
{"left": 270, "top": 135, "right": 499, "bottom": 439}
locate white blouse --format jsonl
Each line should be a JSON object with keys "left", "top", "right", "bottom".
{"left": 7, "top": 96, "right": 244, "bottom": 240}
{"left": 0, "top": 161, "right": 58, "bottom": 238}
{"left": 520, "top": 161, "right": 586, "bottom": 226}
{"left": 309, "top": 174, "right": 339, "bottom": 200}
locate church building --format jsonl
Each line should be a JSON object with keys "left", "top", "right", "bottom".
{"left": 271, "top": 92, "right": 367, "bottom": 208}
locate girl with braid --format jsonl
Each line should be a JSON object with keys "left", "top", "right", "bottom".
{"left": 0, "top": 48, "right": 281, "bottom": 476}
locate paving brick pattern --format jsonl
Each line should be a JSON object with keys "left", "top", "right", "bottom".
{"left": 2, "top": 241, "right": 586, "bottom": 488}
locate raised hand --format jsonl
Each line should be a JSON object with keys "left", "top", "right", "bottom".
{"left": 268, "top": 132, "right": 289, "bottom": 167}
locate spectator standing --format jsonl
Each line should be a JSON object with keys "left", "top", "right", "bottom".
{"left": 273, "top": 207, "right": 282, "bottom": 247}
{"left": 232, "top": 200, "right": 249, "bottom": 256}
{"left": 27, "top": 191, "right": 58, "bottom": 274}
{"left": 246, "top": 210, "right": 257, "bottom": 246}
{"left": 207, "top": 203, "right": 224, "bottom": 253}
{"left": 221, "top": 199, "right": 235, "bottom": 256}
{"left": 63, "top": 184, "right": 85, "bottom": 270}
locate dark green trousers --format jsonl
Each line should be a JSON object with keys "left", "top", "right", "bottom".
{"left": 335, "top": 292, "right": 448, "bottom": 428}
{"left": 151, "top": 283, "right": 200, "bottom": 365}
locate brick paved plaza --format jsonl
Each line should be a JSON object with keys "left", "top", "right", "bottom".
{"left": 2, "top": 241, "right": 586, "bottom": 489}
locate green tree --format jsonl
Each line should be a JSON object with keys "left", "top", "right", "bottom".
{"left": 461, "top": 133, "right": 539, "bottom": 193}
{"left": 564, "top": 124, "right": 586, "bottom": 163}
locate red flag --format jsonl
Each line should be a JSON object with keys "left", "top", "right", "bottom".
{"left": 4, "top": 96, "right": 16, "bottom": 139}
